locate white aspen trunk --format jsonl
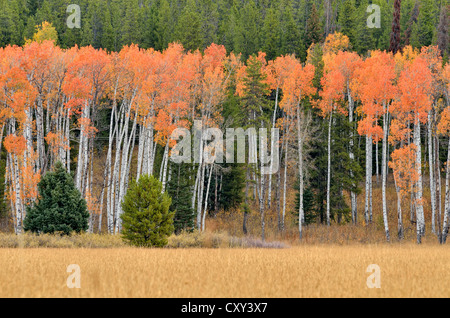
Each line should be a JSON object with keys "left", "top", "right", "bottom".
{"left": 282, "top": 133, "right": 288, "bottom": 232}
{"left": 150, "top": 130, "right": 157, "bottom": 175}
{"left": 428, "top": 112, "right": 436, "bottom": 234}
{"left": 326, "top": 112, "right": 333, "bottom": 226}
{"left": 136, "top": 125, "right": 145, "bottom": 179}
{"left": 201, "top": 164, "right": 214, "bottom": 232}
{"left": 102, "top": 100, "right": 117, "bottom": 234}
{"left": 35, "top": 95, "right": 45, "bottom": 172}
{"left": 88, "top": 143, "right": 94, "bottom": 233}
{"left": 297, "top": 105, "right": 304, "bottom": 239}
{"left": 146, "top": 102, "right": 156, "bottom": 176}
{"left": 414, "top": 115, "right": 425, "bottom": 243}
{"left": 267, "top": 87, "right": 279, "bottom": 209}
{"left": 0, "top": 123, "right": 5, "bottom": 155}
{"left": 141, "top": 127, "right": 149, "bottom": 176}
{"left": 110, "top": 100, "right": 128, "bottom": 233}
{"left": 192, "top": 165, "right": 200, "bottom": 211}
{"left": 259, "top": 122, "right": 267, "bottom": 242}
{"left": 197, "top": 163, "right": 206, "bottom": 229}
{"left": 8, "top": 120, "right": 24, "bottom": 234}
{"left": 370, "top": 144, "right": 373, "bottom": 223}
{"left": 81, "top": 122, "right": 90, "bottom": 197}
{"left": 24, "top": 107, "right": 33, "bottom": 169}
{"left": 394, "top": 174, "right": 404, "bottom": 239}
{"left": 442, "top": 136, "right": 450, "bottom": 243}
{"left": 376, "top": 139, "right": 379, "bottom": 184}
{"left": 160, "top": 142, "right": 170, "bottom": 193}
{"left": 65, "top": 110, "right": 71, "bottom": 171}
{"left": 435, "top": 133, "right": 442, "bottom": 243}
{"left": 195, "top": 131, "right": 205, "bottom": 229}
{"left": 382, "top": 106, "right": 391, "bottom": 242}
{"left": 75, "top": 101, "right": 90, "bottom": 193}
{"left": 115, "top": 107, "right": 138, "bottom": 234}
{"left": 260, "top": 171, "right": 266, "bottom": 242}
{"left": 124, "top": 124, "right": 137, "bottom": 193}
{"left": 276, "top": 148, "right": 282, "bottom": 231}
{"left": 348, "top": 87, "right": 357, "bottom": 224}
{"left": 12, "top": 154, "right": 23, "bottom": 234}
{"left": 365, "top": 135, "right": 371, "bottom": 224}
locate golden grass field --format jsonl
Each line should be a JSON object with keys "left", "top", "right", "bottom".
{"left": 1, "top": 176, "right": 449, "bottom": 298}
{"left": 0, "top": 244, "right": 449, "bottom": 298}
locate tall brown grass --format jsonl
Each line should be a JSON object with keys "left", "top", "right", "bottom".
{"left": 1, "top": 245, "right": 449, "bottom": 297}
{"left": 208, "top": 174, "right": 446, "bottom": 245}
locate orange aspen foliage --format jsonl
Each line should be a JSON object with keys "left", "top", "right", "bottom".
{"left": 397, "top": 56, "right": 433, "bottom": 124}
{"left": 389, "top": 144, "right": 419, "bottom": 198}
{"left": 353, "top": 51, "right": 397, "bottom": 138}
{"left": 3, "top": 135, "right": 27, "bottom": 156}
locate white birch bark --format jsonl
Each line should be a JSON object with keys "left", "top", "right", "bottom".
{"left": 297, "top": 105, "right": 304, "bottom": 239}
{"left": 365, "top": 135, "right": 372, "bottom": 224}
{"left": 201, "top": 164, "right": 214, "bottom": 232}
{"left": 428, "top": 112, "right": 436, "bottom": 234}
{"left": 382, "top": 104, "right": 390, "bottom": 241}
{"left": 348, "top": 87, "right": 357, "bottom": 224}
{"left": 282, "top": 130, "right": 288, "bottom": 232}
{"left": 414, "top": 115, "right": 425, "bottom": 243}
{"left": 326, "top": 112, "right": 333, "bottom": 226}
{"left": 442, "top": 136, "right": 450, "bottom": 243}
{"left": 267, "top": 88, "right": 279, "bottom": 209}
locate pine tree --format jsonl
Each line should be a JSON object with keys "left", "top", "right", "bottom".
{"left": 23, "top": 162, "right": 89, "bottom": 235}
{"left": 262, "top": 7, "right": 281, "bottom": 61}
{"left": 233, "top": 1, "right": 261, "bottom": 60}
{"left": 219, "top": 164, "right": 245, "bottom": 211}
{"left": 305, "top": 3, "right": 323, "bottom": 49}
{"left": 403, "top": 0, "right": 419, "bottom": 46}
{"left": 338, "top": 0, "right": 356, "bottom": 48}
{"left": 437, "top": 5, "right": 449, "bottom": 57}
{"left": 167, "top": 163, "right": 195, "bottom": 234}
{"left": 156, "top": 0, "right": 174, "bottom": 51}
{"left": 120, "top": 174, "right": 175, "bottom": 247}
{"left": 101, "top": 4, "right": 115, "bottom": 51}
{"left": 416, "top": 0, "right": 435, "bottom": 47}
{"left": 280, "top": 1, "right": 305, "bottom": 61}
{"left": 122, "top": 0, "right": 143, "bottom": 47}
{"left": 174, "top": 0, "right": 202, "bottom": 51}
{"left": 140, "top": 0, "right": 159, "bottom": 49}
{"left": 199, "top": 0, "right": 219, "bottom": 49}
{"left": 389, "top": 0, "right": 402, "bottom": 54}
{"left": 354, "top": 2, "right": 375, "bottom": 55}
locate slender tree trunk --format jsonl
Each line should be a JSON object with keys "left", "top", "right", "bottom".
{"left": 414, "top": 115, "right": 425, "bottom": 244}
{"left": 394, "top": 175, "right": 404, "bottom": 240}
{"left": 267, "top": 88, "right": 279, "bottom": 209}
{"left": 382, "top": 106, "right": 390, "bottom": 242}
{"left": 297, "top": 105, "right": 304, "bottom": 239}
{"left": 365, "top": 135, "right": 372, "bottom": 225}
{"left": 202, "top": 165, "right": 214, "bottom": 232}
{"left": 376, "top": 140, "right": 379, "bottom": 185}
{"left": 348, "top": 87, "right": 357, "bottom": 224}
{"left": 276, "top": 151, "right": 282, "bottom": 232}
{"left": 442, "top": 136, "right": 450, "bottom": 243}
{"left": 428, "top": 112, "right": 436, "bottom": 234}
{"left": 243, "top": 169, "right": 249, "bottom": 235}
{"left": 326, "top": 112, "right": 333, "bottom": 226}
{"left": 435, "top": 132, "right": 442, "bottom": 243}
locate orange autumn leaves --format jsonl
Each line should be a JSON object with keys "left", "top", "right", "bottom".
{"left": 0, "top": 40, "right": 239, "bottom": 219}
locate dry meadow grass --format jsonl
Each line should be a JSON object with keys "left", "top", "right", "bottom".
{"left": 0, "top": 244, "right": 449, "bottom": 298}
{"left": 1, "top": 175, "right": 449, "bottom": 298}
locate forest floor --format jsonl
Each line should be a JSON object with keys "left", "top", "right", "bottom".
{"left": 0, "top": 244, "right": 449, "bottom": 297}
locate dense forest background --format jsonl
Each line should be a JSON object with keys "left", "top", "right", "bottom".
{"left": 0, "top": 0, "right": 448, "bottom": 59}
